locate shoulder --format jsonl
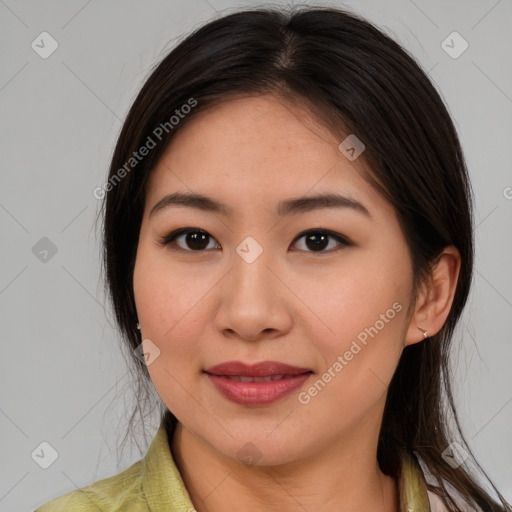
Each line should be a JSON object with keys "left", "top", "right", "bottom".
{"left": 34, "top": 422, "right": 196, "bottom": 512}
{"left": 414, "top": 453, "right": 483, "bottom": 512}
{"left": 428, "top": 489, "right": 451, "bottom": 511}
{"left": 427, "top": 487, "right": 484, "bottom": 512}
{"left": 34, "top": 459, "right": 146, "bottom": 512}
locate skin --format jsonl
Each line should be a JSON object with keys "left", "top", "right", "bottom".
{"left": 133, "top": 93, "right": 461, "bottom": 511}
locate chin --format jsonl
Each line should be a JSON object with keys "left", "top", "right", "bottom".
{"left": 204, "top": 424, "right": 310, "bottom": 468}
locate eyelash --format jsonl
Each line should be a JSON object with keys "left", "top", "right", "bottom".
{"left": 159, "top": 227, "right": 352, "bottom": 254}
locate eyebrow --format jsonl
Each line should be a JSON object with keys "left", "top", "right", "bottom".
{"left": 149, "top": 191, "right": 372, "bottom": 219}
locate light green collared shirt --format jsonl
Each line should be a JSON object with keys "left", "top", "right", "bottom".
{"left": 35, "top": 422, "right": 432, "bottom": 511}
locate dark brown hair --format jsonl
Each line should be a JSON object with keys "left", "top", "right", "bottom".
{"left": 97, "top": 5, "right": 511, "bottom": 511}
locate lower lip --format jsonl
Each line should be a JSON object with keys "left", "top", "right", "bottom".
{"left": 206, "top": 373, "right": 312, "bottom": 406}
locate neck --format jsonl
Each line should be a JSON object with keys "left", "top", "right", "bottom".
{"left": 170, "top": 421, "right": 399, "bottom": 512}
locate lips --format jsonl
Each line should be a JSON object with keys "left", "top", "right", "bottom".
{"left": 204, "top": 360, "right": 312, "bottom": 377}
{"left": 220, "top": 375, "right": 292, "bottom": 382}
{"left": 204, "top": 361, "right": 312, "bottom": 406}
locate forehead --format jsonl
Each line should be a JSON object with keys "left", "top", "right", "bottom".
{"left": 144, "top": 94, "right": 391, "bottom": 221}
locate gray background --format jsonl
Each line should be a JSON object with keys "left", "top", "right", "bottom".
{"left": 0, "top": 0, "right": 511, "bottom": 510}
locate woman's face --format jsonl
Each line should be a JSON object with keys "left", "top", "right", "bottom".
{"left": 133, "top": 94, "right": 418, "bottom": 465}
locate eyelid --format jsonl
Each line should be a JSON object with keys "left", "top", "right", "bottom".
{"left": 292, "top": 228, "right": 352, "bottom": 248}
{"left": 159, "top": 227, "right": 352, "bottom": 253}
{"left": 159, "top": 227, "right": 218, "bottom": 250}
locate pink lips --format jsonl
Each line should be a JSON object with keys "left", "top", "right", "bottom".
{"left": 204, "top": 361, "right": 312, "bottom": 406}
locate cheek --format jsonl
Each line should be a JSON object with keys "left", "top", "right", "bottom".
{"left": 294, "top": 272, "right": 407, "bottom": 427}
{"left": 301, "top": 250, "right": 411, "bottom": 383}
{"left": 133, "top": 244, "right": 214, "bottom": 368}
{"left": 133, "top": 248, "right": 204, "bottom": 413}
{"left": 134, "top": 244, "right": 188, "bottom": 331}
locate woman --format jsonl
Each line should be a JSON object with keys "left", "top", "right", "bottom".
{"left": 36, "top": 5, "right": 511, "bottom": 511}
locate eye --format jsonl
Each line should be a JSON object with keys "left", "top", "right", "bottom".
{"left": 292, "top": 229, "right": 351, "bottom": 254}
{"left": 160, "top": 228, "right": 220, "bottom": 251}
{"left": 160, "top": 227, "right": 351, "bottom": 254}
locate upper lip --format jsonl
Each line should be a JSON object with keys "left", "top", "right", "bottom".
{"left": 204, "top": 360, "right": 312, "bottom": 377}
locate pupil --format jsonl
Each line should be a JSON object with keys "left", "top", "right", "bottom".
{"left": 307, "top": 233, "right": 328, "bottom": 251}
{"left": 187, "top": 232, "right": 208, "bottom": 250}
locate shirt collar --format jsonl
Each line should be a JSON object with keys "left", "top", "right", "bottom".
{"left": 398, "top": 449, "right": 432, "bottom": 511}
{"left": 142, "top": 421, "right": 431, "bottom": 511}
{"left": 142, "top": 422, "right": 195, "bottom": 510}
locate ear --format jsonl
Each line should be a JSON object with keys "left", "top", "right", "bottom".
{"left": 404, "top": 246, "right": 461, "bottom": 347}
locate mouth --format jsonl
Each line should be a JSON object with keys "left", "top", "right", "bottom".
{"left": 215, "top": 374, "right": 302, "bottom": 382}
{"left": 204, "top": 361, "right": 313, "bottom": 406}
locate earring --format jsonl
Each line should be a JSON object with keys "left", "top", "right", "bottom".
{"left": 136, "top": 323, "right": 141, "bottom": 330}
{"left": 418, "top": 326, "right": 429, "bottom": 339}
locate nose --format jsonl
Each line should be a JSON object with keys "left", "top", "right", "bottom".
{"left": 213, "top": 242, "right": 293, "bottom": 342}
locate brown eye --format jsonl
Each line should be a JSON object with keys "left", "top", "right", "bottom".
{"left": 162, "top": 228, "right": 219, "bottom": 251}
{"left": 292, "top": 230, "right": 351, "bottom": 253}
